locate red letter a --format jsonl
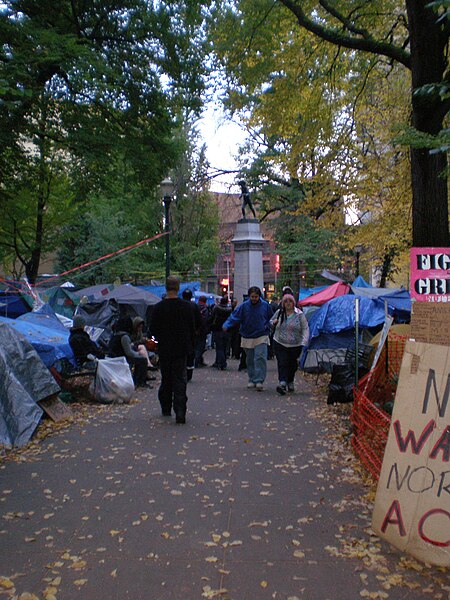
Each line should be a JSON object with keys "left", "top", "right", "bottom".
{"left": 381, "top": 500, "right": 407, "bottom": 536}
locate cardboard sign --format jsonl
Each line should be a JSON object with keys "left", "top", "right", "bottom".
{"left": 411, "top": 302, "right": 450, "bottom": 347}
{"left": 39, "top": 395, "right": 72, "bottom": 422}
{"left": 410, "top": 247, "right": 450, "bottom": 302}
{"left": 372, "top": 340, "right": 450, "bottom": 567}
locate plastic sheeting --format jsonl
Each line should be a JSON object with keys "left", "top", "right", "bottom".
{"left": 0, "top": 323, "right": 60, "bottom": 447}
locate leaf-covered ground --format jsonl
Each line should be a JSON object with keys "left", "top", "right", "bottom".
{"left": 0, "top": 353, "right": 448, "bottom": 599}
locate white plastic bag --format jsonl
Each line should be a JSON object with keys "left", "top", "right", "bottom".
{"left": 92, "top": 357, "right": 134, "bottom": 404}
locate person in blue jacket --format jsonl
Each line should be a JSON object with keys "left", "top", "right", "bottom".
{"left": 223, "top": 286, "right": 273, "bottom": 391}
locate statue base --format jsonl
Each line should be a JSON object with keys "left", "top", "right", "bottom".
{"left": 231, "top": 220, "right": 265, "bottom": 303}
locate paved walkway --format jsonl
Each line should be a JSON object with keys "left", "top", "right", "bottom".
{"left": 0, "top": 352, "right": 447, "bottom": 599}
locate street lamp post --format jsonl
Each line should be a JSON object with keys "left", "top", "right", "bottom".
{"left": 160, "top": 177, "right": 174, "bottom": 279}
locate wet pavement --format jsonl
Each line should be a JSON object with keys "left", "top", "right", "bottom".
{"left": 0, "top": 351, "right": 448, "bottom": 599}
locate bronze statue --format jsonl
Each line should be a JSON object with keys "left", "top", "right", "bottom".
{"left": 238, "top": 180, "right": 256, "bottom": 219}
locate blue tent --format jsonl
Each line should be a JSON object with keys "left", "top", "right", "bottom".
{"left": 352, "top": 275, "right": 372, "bottom": 287}
{"left": 302, "top": 295, "right": 388, "bottom": 372}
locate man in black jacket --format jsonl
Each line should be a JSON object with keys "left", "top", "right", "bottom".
{"left": 150, "top": 276, "right": 195, "bottom": 423}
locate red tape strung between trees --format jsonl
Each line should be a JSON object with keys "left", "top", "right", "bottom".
{"left": 34, "top": 231, "right": 168, "bottom": 288}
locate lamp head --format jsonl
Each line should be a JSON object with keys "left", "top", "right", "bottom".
{"left": 160, "top": 177, "right": 174, "bottom": 199}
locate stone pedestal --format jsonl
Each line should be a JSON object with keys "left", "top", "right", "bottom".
{"left": 231, "top": 219, "right": 265, "bottom": 303}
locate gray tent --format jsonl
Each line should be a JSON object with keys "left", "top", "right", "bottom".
{"left": 0, "top": 323, "right": 59, "bottom": 447}
{"left": 74, "top": 284, "right": 160, "bottom": 320}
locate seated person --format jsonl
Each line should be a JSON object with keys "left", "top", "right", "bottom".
{"left": 108, "top": 317, "right": 149, "bottom": 388}
{"left": 132, "top": 316, "right": 157, "bottom": 380}
{"left": 69, "top": 315, "right": 105, "bottom": 368}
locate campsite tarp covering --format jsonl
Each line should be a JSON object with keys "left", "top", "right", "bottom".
{"left": 0, "top": 323, "right": 59, "bottom": 447}
{"left": 0, "top": 309, "right": 75, "bottom": 368}
{"left": 298, "top": 281, "right": 350, "bottom": 307}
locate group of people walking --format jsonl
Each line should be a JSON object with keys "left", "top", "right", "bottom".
{"left": 69, "top": 276, "right": 310, "bottom": 425}
{"left": 222, "top": 285, "right": 309, "bottom": 394}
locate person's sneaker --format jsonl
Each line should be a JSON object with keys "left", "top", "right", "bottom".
{"left": 287, "top": 383, "right": 295, "bottom": 392}
{"left": 247, "top": 382, "right": 256, "bottom": 389}
{"left": 175, "top": 415, "right": 186, "bottom": 424}
{"left": 255, "top": 383, "right": 264, "bottom": 391}
{"left": 276, "top": 383, "right": 287, "bottom": 396}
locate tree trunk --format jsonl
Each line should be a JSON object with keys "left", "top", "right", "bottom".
{"left": 26, "top": 100, "right": 49, "bottom": 285}
{"left": 379, "top": 250, "right": 395, "bottom": 288}
{"left": 406, "top": 0, "right": 449, "bottom": 247}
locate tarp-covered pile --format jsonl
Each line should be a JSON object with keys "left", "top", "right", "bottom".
{"left": 0, "top": 323, "right": 60, "bottom": 447}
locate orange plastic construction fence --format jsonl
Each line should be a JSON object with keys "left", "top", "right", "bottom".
{"left": 351, "top": 332, "right": 407, "bottom": 480}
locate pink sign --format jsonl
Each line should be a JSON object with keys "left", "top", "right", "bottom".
{"left": 410, "top": 247, "right": 450, "bottom": 302}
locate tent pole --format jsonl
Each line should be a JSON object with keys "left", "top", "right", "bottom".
{"left": 355, "top": 297, "right": 360, "bottom": 387}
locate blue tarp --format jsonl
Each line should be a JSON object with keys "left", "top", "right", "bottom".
{"left": 17, "top": 303, "right": 69, "bottom": 332}
{"left": 308, "top": 295, "right": 388, "bottom": 340}
{"left": 298, "top": 285, "right": 328, "bottom": 301}
{"left": 0, "top": 308, "right": 75, "bottom": 368}
{"left": 377, "top": 289, "right": 411, "bottom": 315}
{"left": 140, "top": 281, "right": 201, "bottom": 299}
{"left": 350, "top": 286, "right": 411, "bottom": 317}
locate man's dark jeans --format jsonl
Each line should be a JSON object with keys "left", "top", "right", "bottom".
{"left": 158, "top": 356, "right": 188, "bottom": 417}
{"left": 194, "top": 335, "right": 207, "bottom": 366}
